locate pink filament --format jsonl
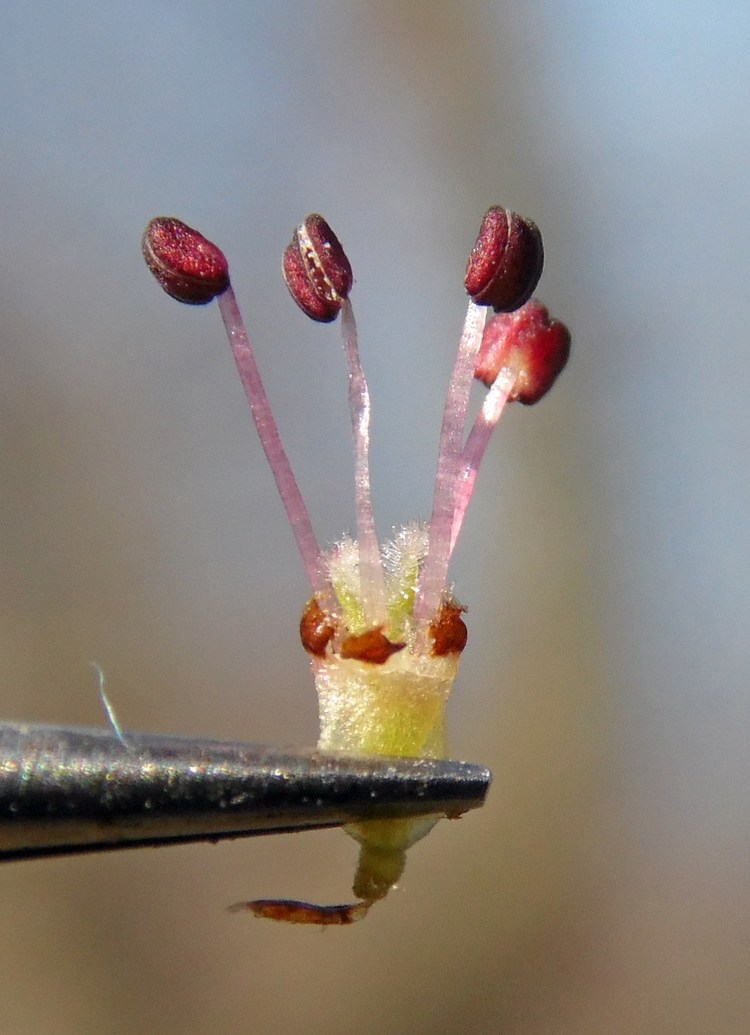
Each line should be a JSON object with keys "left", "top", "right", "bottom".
{"left": 340, "top": 300, "right": 387, "bottom": 626}
{"left": 448, "top": 367, "right": 516, "bottom": 557}
{"left": 414, "top": 301, "right": 487, "bottom": 631}
{"left": 217, "top": 286, "right": 334, "bottom": 610}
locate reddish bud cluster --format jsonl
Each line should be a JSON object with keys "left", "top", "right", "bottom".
{"left": 142, "top": 217, "right": 229, "bottom": 305}
{"left": 475, "top": 299, "right": 571, "bottom": 405}
{"left": 465, "top": 206, "right": 544, "bottom": 313}
{"left": 282, "top": 214, "right": 353, "bottom": 322}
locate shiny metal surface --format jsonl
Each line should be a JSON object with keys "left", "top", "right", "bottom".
{"left": 0, "top": 722, "right": 491, "bottom": 861}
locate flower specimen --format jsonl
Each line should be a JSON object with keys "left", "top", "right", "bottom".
{"left": 142, "top": 206, "right": 570, "bottom": 923}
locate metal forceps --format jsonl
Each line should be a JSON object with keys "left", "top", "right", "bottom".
{"left": 0, "top": 722, "right": 491, "bottom": 862}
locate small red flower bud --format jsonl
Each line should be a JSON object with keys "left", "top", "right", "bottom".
{"left": 282, "top": 213, "right": 353, "bottom": 323}
{"left": 465, "top": 206, "right": 544, "bottom": 313}
{"left": 475, "top": 299, "right": 571, "bottom": 404}
{"left": 142, "top": 217, "right": 229, "bottom": 305}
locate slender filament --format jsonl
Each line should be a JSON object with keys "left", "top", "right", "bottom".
{"left": 414, "top": 301, "right": 487, "bottom": 632}
{"left": 340, "top": 299, "right": 387, "bottom": 626}
{"left": 448, "top": 367, "right": 516, "bottom": 557}
{"left": 217, "top": 286, "right": 335, "bottom": 610}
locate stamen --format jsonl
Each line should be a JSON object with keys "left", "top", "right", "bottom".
{"left": 340, "top": 299, "right": 387, "bottom": 626}
{"left": 449, "top": 367, "right": 516, "bottom": 557}
{"left": 216, "top": 287, "right": 335, "bottom": 611}
{"left": 414, "top": 300, "right": 487, "bottom": 633}
{"left": 450, "top": 298, "right": 571, "bottom": 554}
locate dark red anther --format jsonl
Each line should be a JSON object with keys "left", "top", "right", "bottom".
{"left": 465, "top": 206, "right": 544, "bottom": 313}
{"left": 142, "top": 217, "right": 229, "bottom": 305}
{"left": 282, "top": 214, "right": 353, "bottom": 323}
{"left": 475, "top": 299, "right": 571, "bottom": 404}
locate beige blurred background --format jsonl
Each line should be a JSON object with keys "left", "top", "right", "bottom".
{"left": 1, "top": 2, "right": 748, "bottom": 1032}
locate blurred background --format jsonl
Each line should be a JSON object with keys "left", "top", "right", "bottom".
{"left": 1, "top": 2, "right": 748, "bottom": 1032}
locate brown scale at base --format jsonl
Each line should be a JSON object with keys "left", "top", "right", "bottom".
{"left": 299, "top": 597, "right": 467, "bottom": 661}
{"left": 230, "top": 899, "right": 371, "bottom": 925}
{"left": 232, "top": 829, "right": 410, "bottom": 925}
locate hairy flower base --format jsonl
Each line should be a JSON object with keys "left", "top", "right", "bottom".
{"left": 315, "top": 651, "right": 456, "bottom": 908}
{"left": 309, "top": 524, "right": 464, "bottom": 758}
{"left": 314, "top": 652, "right": 457, "bottom": 757}
{"left": 247, "top": 526, "right": 466, "bottom": 923}
{"left": 306, "top": 523, "right": 464, "bottom": 910}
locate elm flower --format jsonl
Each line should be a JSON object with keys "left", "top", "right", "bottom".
{"left": 142, "top": 207, "right": 570, "bottom": 924}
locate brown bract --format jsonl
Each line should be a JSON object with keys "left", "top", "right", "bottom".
{"left": 231, "top": 898, "right": 370, "bottom": 925}
{"left": 465, "top": 206, "right": 544, "bottom": 313}
{"left": 282, "top": 213, "right": 353, "bottom": 322}
{"left": 142, "top": 217, "right": 229, "bottom": 305}
{"left": 475, "top": 299, "right": 571, "bottom": 404}
{"left": 429, "top": 601, "right": 468, "bottom": 656}
{"left": 299, "top": 597, "right": 337, "bottom": 656}
{"left": 340, "top": 627, "right": 406, "bottom": 664}
{"left": 300, "top": 599, "right": 407, "bottom": 663}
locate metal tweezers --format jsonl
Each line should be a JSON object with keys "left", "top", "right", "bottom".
{"left": 0, "top": 722, "right": 491, "bottom": 862}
